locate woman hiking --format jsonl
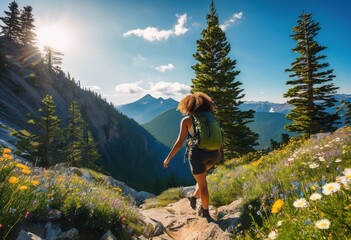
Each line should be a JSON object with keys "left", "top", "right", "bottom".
{"left": 163, "top": 92, "right": 223, "bottom": 222}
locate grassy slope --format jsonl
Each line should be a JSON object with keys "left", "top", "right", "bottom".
{"left": 0, "top": 151, "right": 145, "bottom": 239}
{"left": 207, "top": 126, "right": 351, "bottom": 239}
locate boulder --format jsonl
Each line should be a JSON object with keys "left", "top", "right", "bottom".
{"left": 135, "top": 191, "right": 155, "bottom": 205}
{"left": 100, "top": 230, "right": 116, "bottom": 240}
{"left": 57, "top": 228, "right": 79, "bottom": 240}
{"left": 44, "top": 222, "right": 62, "bottom": 240}
{"left": 47, "top": 209, "right": 62, "bottom": 221}
{"left": 17, "top": 230, "right": 42, "bottom": 240}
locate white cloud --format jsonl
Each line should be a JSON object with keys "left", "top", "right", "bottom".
{"left": 83, "top": 85, "right": 102, "bottom": 91}
{"left": 115, "top": 81, "right": 145, "bottom": 94}
{"left": 154, "top": 64, "right": 175, "bottom": 72}
{"left": 123, "top": 27, "right": 173, "bottom": 41}
{"left": 148, "top": 81, "right": 190, "bottom": 97}
{"left": 174, "top": 14, "right": 188, "bottom": 36}
{"left": 114, "top": 81, "right": 190, "bottom": 98}
{"left": 220, "top": 12, "right": 243, "bottom": 31}
{"left": 123, "top": 13, "right": 188, "bottom": 41}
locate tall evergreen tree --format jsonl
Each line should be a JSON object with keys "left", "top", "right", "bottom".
{"left": 28, "top": 95, "right": 62, "bottom": 166}
{"left": 284, "top": 13, "right": 340, "bottom": 135}
{"left": 191, "top": 1, "right": 258, "bottom": 159}
{"left": 81, "top": 128, "right": 100, "bottom": 168}
{"left": 339, "top": 100, "right": 351, "bottom": 126}
{"left": 43, "top": 46, "right": 63, "bottom": 72}
{"left": 80, "top": 101, "right": 100, "bottom": 167}
{"left": 19, "top": 5, "right": 36, "bottom": 46}
{"left": 0, "top": 1, "right": 21, "bottom": 41}
{"left": 66, "top": 101, "right": 84, "bottom": 166}
{"left": 0, "top": 44, "right": 8, "bottom": 80}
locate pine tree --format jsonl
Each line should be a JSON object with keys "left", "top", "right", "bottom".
{"left": 191, "top": 1, "right": 258, "bottom": 159}
{"left": 80, "top": 101, "right": 100, "bottom": 167}
{"left": 43, "top": 46, "right": 64, "bottom": 72}
{"left": 339, "top": 100, "right": 351, "bottom": 126}
{"left": 284, "top": 13, "right": 340, "bottom": 135}
{"left": 81, "top": 129, "right": 100, "bottom": 168}
{"left": 19, "top": 5, "right": 36, "bottom": 46}
{"left": 0, "top": 1, "right": 21, "bottom": 41}
{"left": 28, "top": 95, "right": 62, "bottom": 166}
{"left": 66, "top": 101, "right": 84, "bottom": 166}
{"left": 0, "top": 44, "right": 8, "bottom": 79}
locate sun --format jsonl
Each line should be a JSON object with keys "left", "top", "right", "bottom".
{"left": 36, "top": 25, "right": 68, "bottom": 52}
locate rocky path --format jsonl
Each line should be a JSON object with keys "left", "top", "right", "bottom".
{"left": 140, "top": 198, "right": 243, "bottom": 240}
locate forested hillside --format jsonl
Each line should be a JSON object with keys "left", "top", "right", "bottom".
{"left": 0, "top": 37, "right": 192, "bottom": 193}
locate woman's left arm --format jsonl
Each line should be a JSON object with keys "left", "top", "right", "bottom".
{"left": 163, "top": 117, "right": 190, "bottom": 168}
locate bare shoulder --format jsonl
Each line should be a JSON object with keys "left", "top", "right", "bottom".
{"left": 181, "top": 116, "right": 192, "bottom": 127}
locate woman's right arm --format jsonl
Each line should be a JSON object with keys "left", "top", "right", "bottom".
{"left": 163, "top": 117, "right": 190, "bottom": 168}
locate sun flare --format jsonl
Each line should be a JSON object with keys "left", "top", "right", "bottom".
{"left": 36, "top": 25, "right": 68, "bottom": 52}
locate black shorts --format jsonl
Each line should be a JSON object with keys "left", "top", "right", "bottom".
{"left": 187, "top": 147, "right": 219, "bottom": 175}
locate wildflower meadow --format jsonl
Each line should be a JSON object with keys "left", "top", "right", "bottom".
{"left": 0, "top": 148, "right": 144, "bottom": 239}
{"left": 207, "top": 126, "right": 351, "bottom": 239}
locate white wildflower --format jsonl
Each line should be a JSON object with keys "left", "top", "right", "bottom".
{"left": 309, "top": 193, "right": 322, "bottom": 201}
{"left": 268, "top": 230, "right": 277, "bottom": 239}
{"left": 336, "top": 176, "right": 349, "bottom": 188}
{"left": 335, "top": 158, "right": 342, "bottom": 163}
{"left": 322, "top": 182, "right": 341, "bottom": 195}
{"left": 288, "top": 157, "right": 294, "bottom": 162}
{"left": 309, "top": 163, "right": 320, "bottom": 169}
{"left": 343, "top": 168, "right": 351, "bottom": 181}
{"left": 277, "top": 221, "right": 283, "bottom": 227}
{"left": 315, "top": 219, "right": 330, "bottom": 229}
{"left": 318, "top": 156, "right": 325, "bottom": 162}
{"left": 293, "top": 198, "right": 308, "bottom": 208}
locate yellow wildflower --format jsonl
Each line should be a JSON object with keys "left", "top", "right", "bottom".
{"left": 272, "top": 199, "right": 284, "bottom": 214}
{"left": 19, "top": 185, "right": 28, "bottom": 191}
{"left": 31, "top": 180, "right": 40, "bottom": 186}
{"left": 114, "top": 187, "right": 122, "bottom": 192}
{"left": 8, "top": 176, "right": 19, "bottom": 184}
{"left": 21, "top": 169, "right": 31, "bottom": 175}
{"left": 3, "top": 154, "right": 13, "bottom": 160}
{"left": 16, "top": 163, "right": 29, "bottom": 169}
{"left": 3, "top": 148, "right": 11, "bottom": 154}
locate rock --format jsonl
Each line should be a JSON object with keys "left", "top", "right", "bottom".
{"left": 18, "top": 220, "right": 45, "bottom": 238}
{"left": 81, "top": 171, "right": 93, "bottom": 182}
{"left": 180, "top": 186, "right": 196, "bottom": 198}
{"left": 217, "top": 198, "right": 243, "bottom": 232}
{"left": 47, "top": 209, "right": 62, "bottom": 221}
{"left": 140, "top": 198, "right": 241, "bottom": 240}
{"left": 136, "top": 191, "right": 155, "bottom": 205}
{"left": 100, "top": 230, "right": 116, "bottom": 240}
{"left": 17, "top": 230, "right": 42, "bottom": 240}
{"left": 57, "top": 228, "right": 79, "bottom": 240}
{"left": 44, "top": 222, "right": 62, "bottom": 240}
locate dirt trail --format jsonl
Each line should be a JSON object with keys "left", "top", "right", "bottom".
{"left": 140, "top": 198, "right": 243, "bottom": 240}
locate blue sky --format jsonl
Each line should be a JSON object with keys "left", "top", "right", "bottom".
{"left": 1, "top": 0, "right": 350, "bottom": 105}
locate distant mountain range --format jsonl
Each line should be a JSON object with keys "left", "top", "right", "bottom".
{"left": 142, "top": 108, "right": 296, "bottom": 149}
{"left": 116, "top": 94, "right": 179, "bottom": 124}
{"left": 121, "top": 94, "right": 350, "bottom": 150}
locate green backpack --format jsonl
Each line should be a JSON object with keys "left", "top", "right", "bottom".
{"left": 189, "top": 112, "right": 223, "bottom": 151}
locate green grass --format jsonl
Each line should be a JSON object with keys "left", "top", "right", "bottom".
{"left": 141, "top": 187, "right": 183, "bottom": 210}
{"left": 0, "top": 148, "right": 145, "bottom": 239}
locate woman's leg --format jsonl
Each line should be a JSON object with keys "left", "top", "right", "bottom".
{"left": 193, "top": 183, "right": 200, "bottom": 198}
{"left": 193, "top": 172, "right": 209, "bottom": 209}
